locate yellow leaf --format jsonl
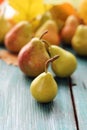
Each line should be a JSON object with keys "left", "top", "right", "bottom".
{"left": 7, "top": 0, "right": 51, "bottom": 22}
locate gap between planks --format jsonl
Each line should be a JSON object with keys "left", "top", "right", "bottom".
{"left": 68, "top": 77, "right": 80, "bottom": 130}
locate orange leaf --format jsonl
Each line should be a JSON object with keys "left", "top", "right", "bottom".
{"left": 50, "top": 3, "right": 79, "bottom": 21}
{"left": 0, "top": 50, "right": 18, "bottom": 66}
{"left": 49, "top": 3, "right": 80, "bottom": 31}
{"left": 0, "top": 0, "right": 4, "bottom": 4}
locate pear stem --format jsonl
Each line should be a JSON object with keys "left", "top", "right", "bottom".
{"left": 42, "top": 39, "right": 50, "bottom": 47}
{"left": 39, "top": 30, "right": 48, "bottom": 40}
{"left": 45, "top": 55, "right": 59, "bottom": 73}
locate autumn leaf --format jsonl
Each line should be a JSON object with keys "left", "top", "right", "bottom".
{"left": 0, "top": 50, "right": 18, "bottom": 66}
{"left": 7, "top": 0, "right": 51, "bottom": 22}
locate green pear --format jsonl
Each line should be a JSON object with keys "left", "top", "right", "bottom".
{"left": 48, "top": 45, "right": 77, "bottom": 77}
{"left": 30, "top": 56, "right": 58, "bottom": 103}
{"left": 0, "top": 16, "right": 12, "bottom": 44}
{"left": 35, "top": 20, "right": 60, "bottom": 46}
{"left": 72, "top": 25, "right": 87, "bottom": 56}
{"left": 5, "top": 21, "right": 33, "bottom": 53}
{"left": 18, "top": 35, "right": 50, "bottom": 77}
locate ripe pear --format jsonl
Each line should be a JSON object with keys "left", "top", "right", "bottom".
{"left": 31, "top": 12, "right": 52, "bottom": 33}
{"left": 18, "top": 36, "right": 50, "bottom": 77}
{"left": 35, "top": 20, "right": 60, "bottom": 46}
{"left": 5, "top": 21, "right": 33, "bottom": 53}
{"left": 38, "top": 11, "right": 52, "bottom": 27}
{"left": 47, "top": 45, "right": 77, "bottom": 77}
{"left": 0, "top": 16, "right": 12, "bottom": 44}
{"left": 72, "top": 25, "right": 87, "bottom": 56}
{"left": 30, "top": 56, "right": 58, "bottom": 103}
{"left": 61, "top": 15, "right": 79, "bottom": 44}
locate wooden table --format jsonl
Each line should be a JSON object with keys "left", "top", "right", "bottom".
{"left": 0, "top": 47, "right": 87, "bottom": 130}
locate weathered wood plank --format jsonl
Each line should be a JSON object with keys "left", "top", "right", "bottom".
{"left": 71, "top": 55, "right": 87, "bottom": 130}
{"left": 0, "top": 60, "right": 76, "bottom": 130}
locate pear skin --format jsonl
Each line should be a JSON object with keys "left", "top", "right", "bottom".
{"left": 18, "top": 38, "right": 50, "bottom": 77}
{"left": 0, "top": 16, "right": 12, "bottom": 44}
{"left": 60, "top": 15, "right": 79, "bottom": 44}
{"left": 5, "top": 21, "right": 33, "bottom": 53}
{"left": 30, "top": 72, "right": 58, "bottom": 103}
{"left": 72, "top": 25, "right": 87, "bottom": 56}
{"left": 48, "top": 45, "right": 77, "bottom": 77}
{"left": 38, "top": 11, "right": 52, "bottom": 28}
{"left": 35, "top": 20, "right": 60, "bottom": 46}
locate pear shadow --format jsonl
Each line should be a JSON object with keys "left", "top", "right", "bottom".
{"left": 76, "top": 54, "right": 87, "bottom": 60}
{"left": 23, "top": 75, "right": 34, "bottom": 88}
{"left": 0, "top": 42, "right": 5, "bottom": 48}
{"left": 54, "top": 76, "right": 69, "bottom": 88}
{"left": 25, "top": 75, "right": 35, "bottom": 81}
{"left": 60, "top": 42, "right": 72, "bottom": 49}
{"left": 35, "top": 97, "right": 66, "bottom": 119}
{"left": 36, "top": 100, "right": 55, "bottom": 115}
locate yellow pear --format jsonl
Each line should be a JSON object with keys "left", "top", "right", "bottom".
{"left": 72, "top": 25, "right": 87, "bottom": 56}
{"left": 30, "top": 56, "right": 58, "bottom": 103}
{"left": 48, "top": 45, "right": 77, "bottom": 77}
{"left": 0, "top": 16, "right": 12, "bottom": 44}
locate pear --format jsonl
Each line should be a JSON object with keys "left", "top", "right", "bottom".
{"left": 35, "top": 20, "right": 60, "bottom": 46}
{"left": 18, "top": 32, "right": 50, "bottom": 77}
{"left": 38, "top": 11, "right": 52, "bottom": 27}
{"left": 47, "top": 45, "right": 77, "bottom": 77}
{"left": 5, "top": 21, "right": 33, "bottom": 53}
{"left": 72, "top": 25, "right": 87, "bottom": 56}
{"left": 30, "top": 56, "right": 58, "bottom": 103}
{"left": 0, "top": 16, "right": 12, "bottom": 44}
{"left": 60, "top": 15, "right": 79, "bottom": 44}
{"left": 31, "top": 11, "right": 52, "bottom": 33}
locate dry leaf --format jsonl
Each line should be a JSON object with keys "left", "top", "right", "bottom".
{"left": 0, "top": 49, "right": 18, "bottom": 66}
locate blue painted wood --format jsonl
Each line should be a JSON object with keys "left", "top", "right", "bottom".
{"left": 71, "top": 55, "right": 87, "bottom": 130}
{"left": 0, "top": 60, "right": 76, "bottom": 130}
{"left": 64, "top": 46, "right": 87, "bottom": 129}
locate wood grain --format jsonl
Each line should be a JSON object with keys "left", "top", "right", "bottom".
{"left": 71, "top": 55, "right": 87, "bottom": 130}
{"left": 0, "top": 60, "right": 76, "bottom": 130}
